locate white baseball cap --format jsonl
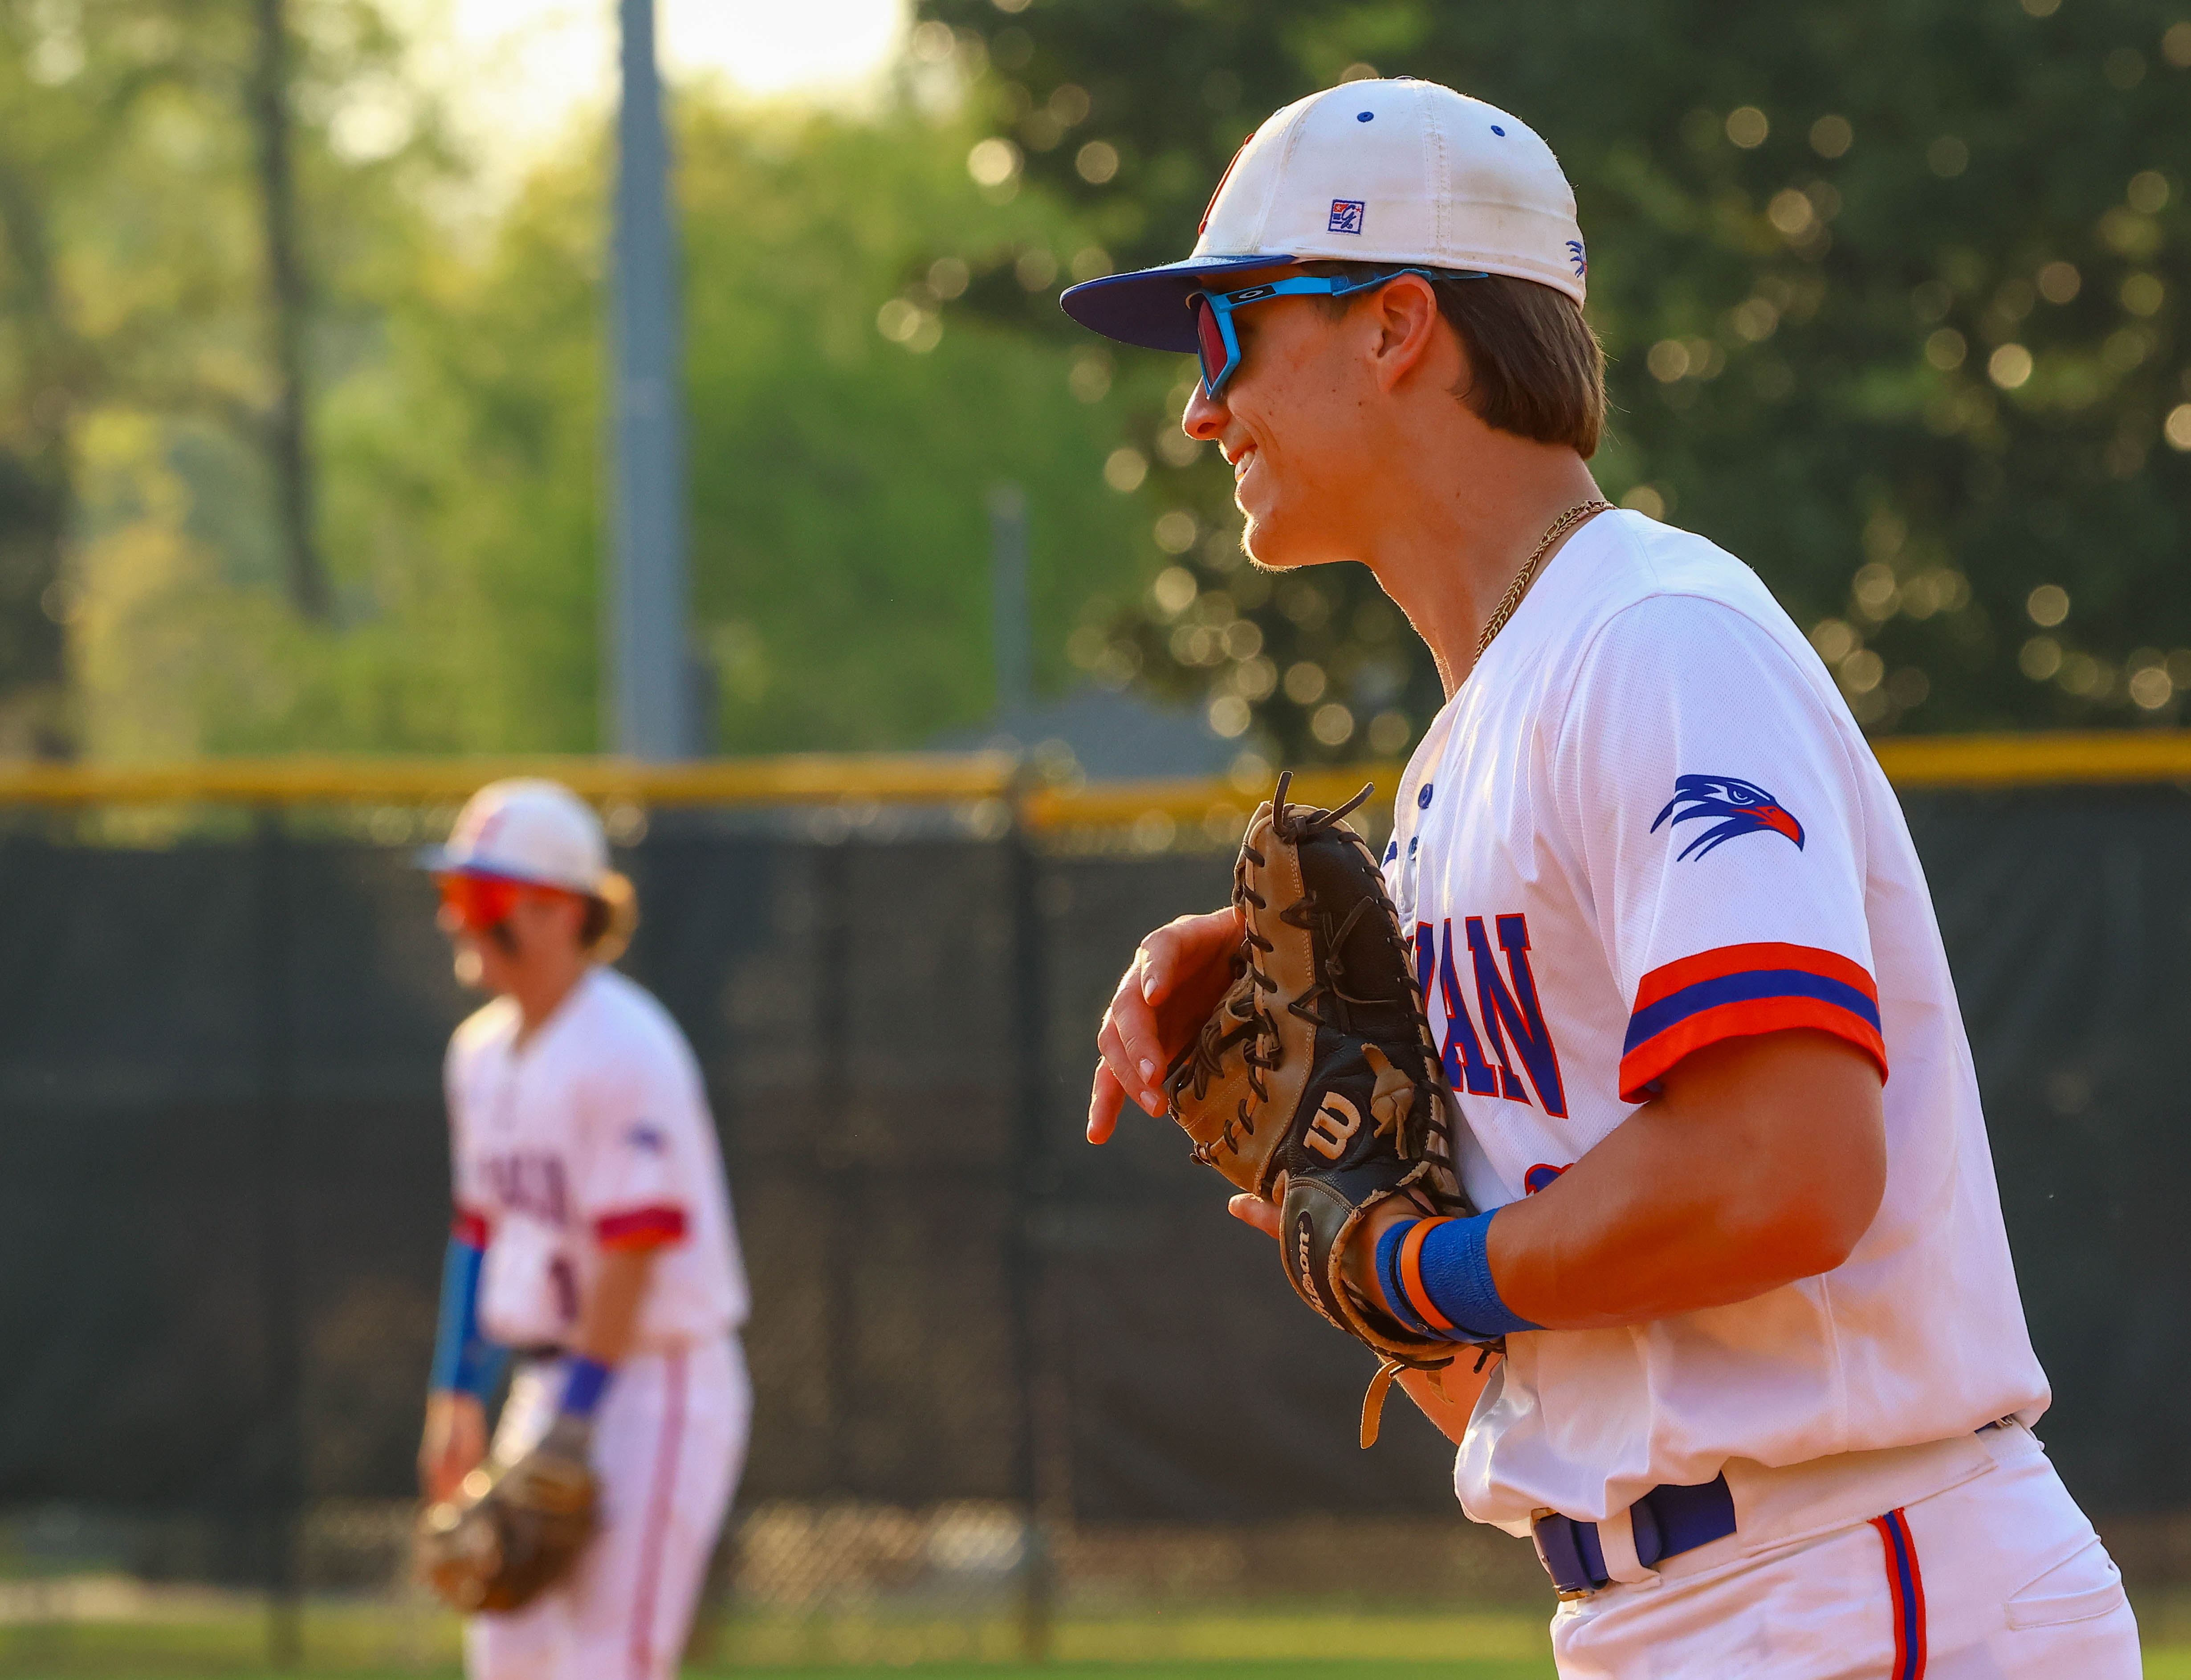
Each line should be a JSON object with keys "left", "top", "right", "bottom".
{"left": 1061, "top": 77, "right": 1586, "bottom": 353}
{"left": 418, "top": 779, "right": 612, "bottom": 897}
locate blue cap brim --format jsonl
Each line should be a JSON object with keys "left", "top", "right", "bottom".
{"left": 1060, "top": 253, "right": 1303, "bottom": 353}
{"left": 413, "top": 846, "right": 540, "bottom": 885}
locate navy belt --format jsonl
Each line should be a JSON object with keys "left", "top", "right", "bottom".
{"left": 1531, "top": 1473, "right": 1736, "bottom": 1597}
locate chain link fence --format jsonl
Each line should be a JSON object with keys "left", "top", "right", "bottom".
{"left": 0, "top": 772, "right": 2184, "bottom": 1669}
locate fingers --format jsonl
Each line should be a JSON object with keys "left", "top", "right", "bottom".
{"left": 1110, "top": 953, "right": 1167, "bottom": 1089}
{"left": 1091, "top": 905, "right": 1248, "bottom": 1149}
{"left": 1140, "top": 907, "right": 1242, "bottom": 1006}
{"left": 1097, "top": 966, "right": 1167, "bottom": 1121}
{"left": 1087, "top": 1062, "right": 1128, "bottom": 1144}
{"left": 1227, "top": 1193, "right": 1283, "bottom": 1240}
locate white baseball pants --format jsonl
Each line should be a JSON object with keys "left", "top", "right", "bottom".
{"left": 1548, "top": 1423, "right": 2138, "bottom": 1679}
{"left": 467, "top": 1337, "right": 750, "bottom": 1680}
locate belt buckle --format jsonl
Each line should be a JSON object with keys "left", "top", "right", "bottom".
{"left": 1530, "top": 1507, "right": 1602, "bottom": 1601}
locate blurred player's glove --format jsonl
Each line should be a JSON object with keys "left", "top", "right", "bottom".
{"left": 1164, "top": 774, "right": 1478, "bottom": 1447}
{"left": 415, "top": 1415, "right": 598, "bottom": 1613}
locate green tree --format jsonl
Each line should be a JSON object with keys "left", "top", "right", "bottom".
{"left": 922, "top": 0, "right": 2191, "bottom": 756}
{"left": 0, "top": 0, "right": 445, "bottom": 755}
{"left": 110, "top": 96, "right": 1157, "bottom": 756}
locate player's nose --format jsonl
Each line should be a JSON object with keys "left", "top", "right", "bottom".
{"left": 1181, "top": 380, "right": 1229, "bottom": 443}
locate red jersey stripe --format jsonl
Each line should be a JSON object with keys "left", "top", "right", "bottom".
{"left": 627, "top": 1348, "right": 688, "bottom": 1680}
{"left": 1632, "top": 942, "right": 1878, "bottom": 1014}
{"left": 1619, "top": 995, "right": 1889, "bottom": 1104}
{"left": 596, "top": 1204, "right": 689, "bottom": 1250}
{"left": 1871, "top": 1508, "right": 1928, "bottom": 1680}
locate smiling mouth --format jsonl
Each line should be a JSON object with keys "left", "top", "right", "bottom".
{"left": 1230, "top": 445, "right": 1255, "bottom": 481}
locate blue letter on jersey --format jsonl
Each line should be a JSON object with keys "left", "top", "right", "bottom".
{"left": 1418, "top": 920, "right": 1500, "bottom": 1096}
{"left": 1466, "top": 915, "right": 1569, "bottom": 1117}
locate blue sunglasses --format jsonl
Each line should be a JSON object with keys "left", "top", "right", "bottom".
{"left": 1188, "top": 267, "right": 1489, "bottom": 397}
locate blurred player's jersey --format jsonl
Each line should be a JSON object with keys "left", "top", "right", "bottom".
{"left": 1385, "top": 509, "right": 2047, "bottom": 1535}
{"left": 446, "top": 966, "right": 748, "bottom": 1350}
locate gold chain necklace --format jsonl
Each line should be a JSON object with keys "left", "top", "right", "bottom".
{"left": 1473, "top": 498, "right": 1613, "bottom": 664}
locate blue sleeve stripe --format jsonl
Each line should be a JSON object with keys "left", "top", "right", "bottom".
{"left": 1623, "top": 967, "right": 1881, "bottom": 1055}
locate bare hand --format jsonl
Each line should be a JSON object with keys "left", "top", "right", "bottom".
{"left": 1089, "top": 906, "right": 1245, "bottom": 1143}
{"left": 419, "top": 1390, "right": 487, "bottom": 1504}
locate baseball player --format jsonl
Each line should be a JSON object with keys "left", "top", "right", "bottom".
{"left": 416, "top": 779, "right": 750, "bottom": 1680}
{"left": 1071, "top": 80, "right": 2138, "bottom": 1676}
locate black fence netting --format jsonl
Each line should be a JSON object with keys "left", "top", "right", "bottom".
{"left": 0, "top": 787, "right": 2185, "bottom": 1575}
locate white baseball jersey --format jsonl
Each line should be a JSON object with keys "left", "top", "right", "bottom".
{"left": 1384, "top": 509, "right": 2048, "bottom": 1534}
{"left": 446, "top": 966, "right": 748, "bottom": 1351}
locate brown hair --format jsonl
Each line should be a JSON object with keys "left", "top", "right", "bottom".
{"left": 580, "top": 872, "right": 639, "bottom": 963}
{"left": 1313, "top": 267, "right": 1606, "bottom": 457}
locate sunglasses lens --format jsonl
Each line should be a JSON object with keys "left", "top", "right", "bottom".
{"left": 439, "top": 874, "right": 519, "bottom": 930}
{"left": 1192, "top": 297, "right": 1230, "bottom": 391}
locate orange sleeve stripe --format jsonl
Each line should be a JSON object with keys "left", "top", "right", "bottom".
{"left": 1398, "top": 1217, "right": 1456, "bottom": 1332}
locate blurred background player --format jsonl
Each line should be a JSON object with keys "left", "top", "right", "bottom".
{"left": 418, "top": 778, "right": 750, "bottom": 1680}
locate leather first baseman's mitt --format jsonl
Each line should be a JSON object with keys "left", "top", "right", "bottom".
{"left": 415, "top": 1416, "right": 598, "bottom": 1613}
{"left": 1164, "top": 774, "right": 1479, "bottom": 1446}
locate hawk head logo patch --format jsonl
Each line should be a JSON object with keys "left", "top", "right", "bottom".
{"left": 1650, "top": 775, "right": 1804, "bottom": 860}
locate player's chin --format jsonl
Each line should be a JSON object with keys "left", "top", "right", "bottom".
{"left": 1240, "top": 511, "right": 1336, "bottom": 574}
{"left": 452, "top": 942, "right": 488, "bottom": 991}
{"left": 1239, "top": 509, "right": 1295, "bottom": 571}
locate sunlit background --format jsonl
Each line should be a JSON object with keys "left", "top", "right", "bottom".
{"left": 1, "top": 6, "right": 2190, "bottom": 1679}
{"left": 396, "top": 0, "right": 908, "bottom": 189}
{"left": 9, "top": 0, "right": 2187, "bottom": 775}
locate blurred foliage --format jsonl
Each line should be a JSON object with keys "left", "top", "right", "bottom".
{"left": 0, "top": 0, "right": 444, "bottom": 755}
{"left": 674, "top": 103, "right": 1156, "bottom": 753}
{"left": 288, "top": 102, "right": 1153, "bottom": 755}
{"left": 7, "top": 8, "right": 1155, "bottom": 758}
{"left": 17, "top": 2, "right": 2191, "bottom": 764}
{"left": 920, "top": 0, "right": 2191, "bottom": 760}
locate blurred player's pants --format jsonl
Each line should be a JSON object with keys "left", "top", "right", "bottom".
{"left": 1548, "top": 1421, "right": 2138, "bottom": 1678}
{"left": 467, "top": 1337, "right": 750, "bottom": 1680}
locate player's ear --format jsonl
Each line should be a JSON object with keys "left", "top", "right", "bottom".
{"left": 1367, "top": 274, "right": 1444, "bottom": 393}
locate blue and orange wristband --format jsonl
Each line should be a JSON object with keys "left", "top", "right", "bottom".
{"left": 1373, "top": 1211, "right": 1542, "bottom": 1342}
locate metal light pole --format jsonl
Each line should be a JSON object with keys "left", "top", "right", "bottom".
{"left": 605, "top": 0, "right": 694, "bottom": 759}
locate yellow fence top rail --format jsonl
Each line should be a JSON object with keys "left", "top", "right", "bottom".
{"left": 1866, "top": 730, "right": 2191, "bottom": 787}
{"left": 0, "top": 731, "right": 2182, "bottom": 824}
{"left": 0, "top": 753, "right": 1018, "bottom": 808}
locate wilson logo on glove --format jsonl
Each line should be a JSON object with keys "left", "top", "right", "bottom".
{"left": 1307, "top": 1093, "right": 1363, "bottom": 1159}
